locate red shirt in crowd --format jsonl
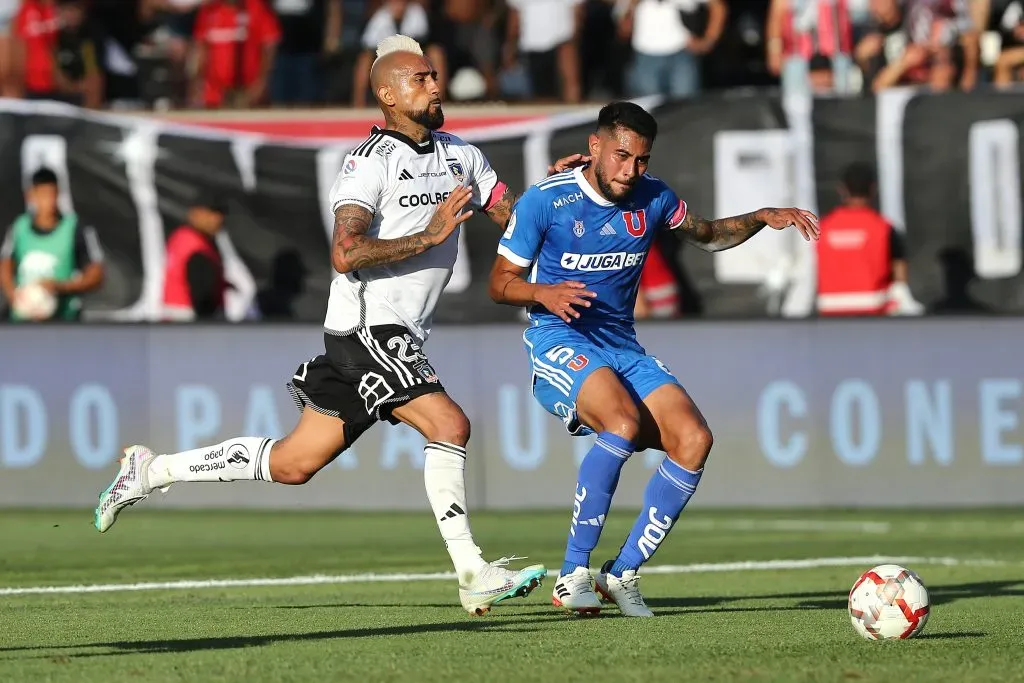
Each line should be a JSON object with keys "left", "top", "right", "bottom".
{"left": 15, "top": 0, "right": 60, "bottom": 94}
{"left": 193, "top": 0, "right": 281, "bottom": 108}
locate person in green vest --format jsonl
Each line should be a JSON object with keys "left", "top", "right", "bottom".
{"left": 0, "top": 167, "right": 105, "bottom": 321}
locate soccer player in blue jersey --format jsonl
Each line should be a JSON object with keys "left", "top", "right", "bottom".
{"left": 488, "top": 102, "right": 819, "bottom": 617}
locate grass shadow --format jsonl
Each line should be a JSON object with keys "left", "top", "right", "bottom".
{"left": 646, "top": 579, "right": 1024, "bottom": 614}
{"left": 0, "top": 613, "right": 582, "bottom": 659}
{"left": 914, "top": 632, "right": 987, "bottom": 640}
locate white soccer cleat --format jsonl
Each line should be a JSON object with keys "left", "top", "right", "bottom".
{"left": 458, "top": 556, "right": 547, "bottom": 616}
{"left": 595, "top": 563, "right": 655, "bottom": 618}
{"left": 551, "top": 566, "right": 602, "bottom": 615}
{"left": 94, "top": 446, "right": 158, "bottom": 533}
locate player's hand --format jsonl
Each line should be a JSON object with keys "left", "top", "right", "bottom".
{"left": 757, "top": 207, "right": 820, "bottom": 241}
{"left": 536, "top": 281, "right": 597, "bottom": 323}
{"left": 424, "top": 186, "right": 475, "bottom": 247}
{"left": 547, "top": 153, "right": 591, "bottom": 176}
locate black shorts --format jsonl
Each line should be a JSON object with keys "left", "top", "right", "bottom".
{"left": 287, "top": 325, "right": 445, "bottom": 445}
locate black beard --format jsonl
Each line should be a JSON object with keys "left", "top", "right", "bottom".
{"left": 410, "top": 105, "right": 445, "bottom": 130}
{"left": 595, "top": 168, "right": 633, "bottom": 202}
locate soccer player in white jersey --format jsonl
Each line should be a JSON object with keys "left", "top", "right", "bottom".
{"left": 93, "top": 34, "right": 586, "bottom": 617}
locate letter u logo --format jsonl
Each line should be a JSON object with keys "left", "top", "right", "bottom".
{"left": 623, "top": 210, "right": 647, "bottom": 237}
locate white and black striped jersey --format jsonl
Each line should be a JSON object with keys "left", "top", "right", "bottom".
{"left": 326, "top": 126, "right": 501, "bottom": 343}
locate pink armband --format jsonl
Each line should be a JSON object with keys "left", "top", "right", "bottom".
{"left": 667, "top": 199, "right": 688, "bottom": 229}
{"left": 483, "top": 181, "right": 509, "bottom": 211}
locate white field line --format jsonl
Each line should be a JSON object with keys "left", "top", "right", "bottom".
{"left": 0, "top": 556, "right": 1007, "bottom": 597}
{"left": 683, "top": 519, "right": 893, "bottom": 533}
{"left": 684, "top": 519, "right": 1024, "bottom": 534}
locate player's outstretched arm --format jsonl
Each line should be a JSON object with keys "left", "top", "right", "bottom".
{"left": 675, "top": 207, "right": 820, "bottom": 252}
{"left": 332, "top": 187, "right": 475, "bottom": 273}
{"left": 489, "top": 255, "right": 596, "bottom": 323}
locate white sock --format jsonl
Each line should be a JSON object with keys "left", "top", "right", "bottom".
{"left": 148, "top": 437, "right": 275, "bottom": 489}
{"left": 423, "top": 442, "right": 487, "bottom": 578}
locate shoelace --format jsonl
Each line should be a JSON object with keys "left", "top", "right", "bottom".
{"left": 618, "top": 574, "right": 646, "bottom": 606}
{"left": 490, "top": 555, "right": 527, "bottom": 568}
{"left": 565, "top": 571, "right": 596, "bottom": 593}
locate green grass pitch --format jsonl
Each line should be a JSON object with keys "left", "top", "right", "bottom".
{"left": 2, "top": 508, "right": 1023, "bottom": 682}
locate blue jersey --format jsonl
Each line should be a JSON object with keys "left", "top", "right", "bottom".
{"left": 497, "top": 166, "right": 687, "bottom": 335}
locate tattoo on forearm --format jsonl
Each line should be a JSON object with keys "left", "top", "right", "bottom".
{"left": 678, "top": 210, "right": 764, "bottom": 252}
{"left": 332, "top": 204, "right": 432, "bottom": 271}
{"left": 484, "top": 189, "right": 521, "bottom": 229}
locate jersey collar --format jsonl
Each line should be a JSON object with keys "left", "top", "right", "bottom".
{"left": 574, "top": 166, "right": 615, "bottom": 207}
{"left": 371, "top": 125, "right": 435, "bottom": 155}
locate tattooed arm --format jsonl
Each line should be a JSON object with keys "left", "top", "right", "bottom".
{"left": 331, "top": 187, "right": 475, "bottom": 273}
{"left": 483, "top": 187, "right": 520, "bottom": 229}
{"left": 675, "top": 207, "right": 820, "bottom": 252}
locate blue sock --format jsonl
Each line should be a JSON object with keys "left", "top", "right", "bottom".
{"left": 561, "top": 432, "right": 634, "bottom": 576}
{"left": 610, "top": 458, "right": 703, "bottom": 576}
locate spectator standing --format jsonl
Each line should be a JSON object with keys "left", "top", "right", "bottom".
{"left": 617, "top": 0, "right": 728, "bottom": 98}
{"left": 53, "top": 0, "right": 105, "bottom": 108}
{"left": 766, "top": 0, "right": 854, "bottom": 96}
{"left": 162, "top": 192, "right": 228, "bottom": 322}
{"left": 429, "top": 0, "right": 499, "bottom": 100}
{"left": 814, "top": 163, "right": 921, "bottom": 316}
{"left": 191, "top": 0, "right": 281, "bottom": 109}
{"left": 503, "top": 0, "right": 584, "bottom": 102}
{"left": 88, "top": 0, "right": 158, "bottom": 108}
{"left": 0, "top": 168, "right": 105, "bottom": 322}
{"left": 270, "top": 0, "right": 342, "bottom": 105}
{"left": 158, "top": 0, "right": 206, "bottom": 107}
{"left": 0, "top": 0, "right": 20, "bottom": 97}
{"left": 13, "top": 0, "right": 59, "bottom": 99}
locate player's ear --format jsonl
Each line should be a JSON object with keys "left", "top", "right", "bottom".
{"left": 377, "top": 85, "right": 396, "bottom": 107}
{"left": 588, "top": 133, "right": 600, "bottom": 157}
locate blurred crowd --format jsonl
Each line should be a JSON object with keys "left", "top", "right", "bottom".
{"left": 0, "top": 0, "right": 1021, "bottom": 112}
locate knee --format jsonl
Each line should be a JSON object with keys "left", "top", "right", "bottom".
{"left": 422, "top": 405, "right": 471, "bottom": 447}
{"left": 269, "top": 445, "right": 327, "bottom": 485}
{"left": 667, "top": 423, "right": 714, "bottom": 471}
{"left": 598, "top": 409, "right": 642, "bottom": 443}
{"left": 271, "top": 460, "right": 320, "bottom": 485}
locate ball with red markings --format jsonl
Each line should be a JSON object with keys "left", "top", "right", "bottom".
{"left": 848, "top": 564, "right": 930, "bottom": 640}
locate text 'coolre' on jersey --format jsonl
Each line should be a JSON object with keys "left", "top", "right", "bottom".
{"left": 498, "top": 166, "right": 686, "bottom": 331}
{"left": 327, "top": 126, "right": 499, "bottom": 342}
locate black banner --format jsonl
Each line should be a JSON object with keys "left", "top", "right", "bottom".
{"left": 4, "top": 92, "right": 1024, "bottom": 322}
{"left": 901, "top": 93, "right": 1024, "bottom": 313}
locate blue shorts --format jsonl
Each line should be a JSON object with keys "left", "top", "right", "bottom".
{"left": 523, "top": 323, "right": 679, "bottom": 436}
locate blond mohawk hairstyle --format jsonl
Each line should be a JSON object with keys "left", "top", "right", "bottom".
{"left": 375, "top": 34, "right": 424, "bottom": 60}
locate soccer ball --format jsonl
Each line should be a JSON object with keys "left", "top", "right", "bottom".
{"left": 12, "top": 282, "right": 57, "bottom": 321}
{"left": 848, "top": 564, "right": 930, "bottom": 640}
